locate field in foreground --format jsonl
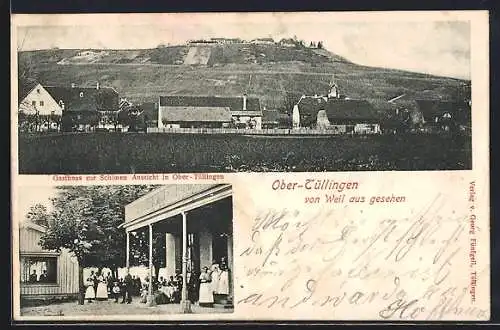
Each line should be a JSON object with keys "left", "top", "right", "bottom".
{"left": 18, "top": 133, "right": 472, "bottom": 174}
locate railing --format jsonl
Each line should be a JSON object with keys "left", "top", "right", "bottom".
{"left": 146, "top": 128, "right": 378, "bottom": 135}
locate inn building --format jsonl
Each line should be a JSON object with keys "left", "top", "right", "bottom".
{"left": 119, "top": 184, "right": 234, "bottom": 313}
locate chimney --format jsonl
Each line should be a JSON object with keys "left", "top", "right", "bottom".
{"left": 71, "top": 83, "right": 76, "bottom": 88}
{"left": 96, "top": 81, "right": 100, "bottom": 90}
{"left": 243, "top": 93, "right": 247, "bottom": 111}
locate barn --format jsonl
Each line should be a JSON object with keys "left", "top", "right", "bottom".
{"left": 158, "top": 94, "right": 262, "bottom": 129}
{"left": 19, "top": 221, "right": 79, "bottom": 304}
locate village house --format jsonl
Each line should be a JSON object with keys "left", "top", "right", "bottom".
{"left": 45, "top": 83, "right": 120, "bottom": 132}
{"left": 119, "top": 184, "right": 234, "bottom": 311}
{"left": 250, "top": 37, "right": 275, "bottom": 45}
{"left": 415, "top": 99, "right": 471, "bottom": 132}
{"left": 279, "top": 38, "right": 297, "bottom": 48}
{"left": 291, "top": 80, "right": 381, "bottom": 134}
{"left": 158, "top": 94, "right": 262, "bottom": 129}
{"left": 293, "top": 81, "right": 381, "bottom": 134}
{"left": 210, "top": 38, "right": 242, "bottom": 44}
{"left": 18, "top": 82, "right": 63, "bottom": 132}
{"left": 295, "top": 96, "right": 381, "bottom": 134}
{"left": 19, "top": 221, "right": 79, "bottom": 304}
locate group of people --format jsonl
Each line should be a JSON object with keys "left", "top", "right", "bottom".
{"left": 84, "top": 270, "right": 140, "bottom": 304}
{"left": 82, "top": 258, "right": 230, "bottom": 307}
{"left": 142, "top": 274, "right": 184, "bottom": 304}
{"left": 198, "top": 259, "right": 230, "bottom": 307}
{"left": 28, "top": 269, "right": 50, "bottom": 283}
{"left": 140, "top": 258, "right": 230, "bottom": 307}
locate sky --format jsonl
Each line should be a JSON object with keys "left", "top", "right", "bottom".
{"left": 15, "top": 186, "right": 57, "bottom": 224}
{"left": 14, "top": 12, "right": 472, "bottom": 79}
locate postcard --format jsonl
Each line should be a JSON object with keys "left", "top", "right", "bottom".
{"left": 10, "top": 10, "right": 490, "bottom": 321}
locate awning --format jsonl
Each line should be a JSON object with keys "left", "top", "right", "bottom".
{"left": 120, "top": 184, "right": 232, "bottom": 232}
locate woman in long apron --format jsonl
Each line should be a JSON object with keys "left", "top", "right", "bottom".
{"left": 198, "top": 267, "right": 213, "bottom": 307}
{"left": 95, "top": 274, "right": 109, "bottom": 301}
{"left": 217, "top": 264, "right": 230, "bottom": 296}
{"left": 210, "top": 264, "right": 221, "bottom": 296}
{"left": 84, "top": 277, "right": 96, "bottom": 303}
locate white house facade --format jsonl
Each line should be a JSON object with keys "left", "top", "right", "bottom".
{"left": 19, "top": 83, "right": 63, "bottom": 117}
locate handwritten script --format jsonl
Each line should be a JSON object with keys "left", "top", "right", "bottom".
{"left": 236, "top": 194, "right": 488, "bottom": 320}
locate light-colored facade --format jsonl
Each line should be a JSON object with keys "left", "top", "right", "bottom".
{"left": 230, "top": 111, "right": 262, "bottom": 129}
{"left": 19, "top": 83, "right": 63, "bottom": 117}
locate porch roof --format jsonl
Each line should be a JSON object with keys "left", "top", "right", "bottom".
{"left": 120, "top": 184, "right": 232, "bottom": 232}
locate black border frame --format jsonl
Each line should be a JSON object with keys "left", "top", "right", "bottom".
{"left": 8, "top": 0, "right": 499, "bottom": 327}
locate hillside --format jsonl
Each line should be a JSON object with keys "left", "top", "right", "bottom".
{"left": 18, "top": 44, "right": 470, "bottom": 113}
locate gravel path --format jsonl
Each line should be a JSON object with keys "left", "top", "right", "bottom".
{"left": 21, "top": 299, "right": 233, "bottom": 316}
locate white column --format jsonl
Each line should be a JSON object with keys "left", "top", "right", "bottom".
{"left": 165, "top": 233, "right": 176, "bottom": 277}
{"left": 227, "top": 232, "right": 234, "bottom": 303}
{"left": 157, "top": 98, "right": 164, "bottom": 129}
{"left": 126, "top": 231, "right": 130, "bottom": 270}
{"left": 181, "top": 211, "right": 192, "bottom": 313}
{"left": 148, "top": 224, "right": 156, "bottom": 306}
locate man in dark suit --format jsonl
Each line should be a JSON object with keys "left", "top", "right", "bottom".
{"left": 121, "top": 270, "right": 133, "bottom": 304}
{"left": 29, "top": 270, "right": 38, "bottom": 283}
{"left": 38, "top": 270, "right": 48, "bottom": 282}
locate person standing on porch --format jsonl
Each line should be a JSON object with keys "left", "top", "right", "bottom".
{"left": 217, "top": 263, "right": 230, "bottom": 296}
{"left": 95, "top": 273, "right": 109, "bottom": 301}
{"left": 198, "top": 266, "right": 214, "bottom": 307}
{"left": 121, "top": 270, "right": 133, "bottom": 304}
{"left": 91, "top": 270, "right": 98, "bottom": 297}
{"left": 84, "top": 276, "right": 96, "bottom": 303}
{"left": 210, "top": 262, "right": 221, "bottom": 299}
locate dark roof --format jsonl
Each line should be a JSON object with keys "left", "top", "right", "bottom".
{"left": 262, "top": 109, "right": 280, "bottom": 123}
{"left": 160, "top": 106, "right": 232, "bottom": 122}
{"left": 324, "top": 99, "right": 379, "bottom": 122}
{"left": 296, "top": 96, "right": 328, "bottom": 115}
{"left": 45, "top": 86, "right": 119, "bottom": 112}
{"left": 18, "top": 81, "right": 40, "bottom": 102}
{"left": 139, "top": 102, "right": 158, "bottom": 120}
{"left": 263, "top": 110, "right": 291, "bottom": 125}
{"left": 159, "top": 95, "right": 261, "bottom": 112}
{"left": 415, "top": 99, "right": 471, "bottom": 123}
{"left": 298, "top": 97, "right": 380, "bottom": 123}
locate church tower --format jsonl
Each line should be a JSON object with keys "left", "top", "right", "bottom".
{"left": 327, "top": 76, "right": 339, "bottom": 99}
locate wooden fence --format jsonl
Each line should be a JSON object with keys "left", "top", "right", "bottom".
{"left": 146, "top": 128, "right": 380, "bottom": 135}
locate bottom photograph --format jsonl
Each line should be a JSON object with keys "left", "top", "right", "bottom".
{"left": 17, "top": 183, "right": 234, "bottom": 317}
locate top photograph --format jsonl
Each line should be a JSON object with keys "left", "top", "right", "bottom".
{"left": 13, "top": 12, "right": 472, "bottom": 174}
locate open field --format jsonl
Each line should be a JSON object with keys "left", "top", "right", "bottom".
{"left": 18, "top": 133, "right": 471, "bottom": 174}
